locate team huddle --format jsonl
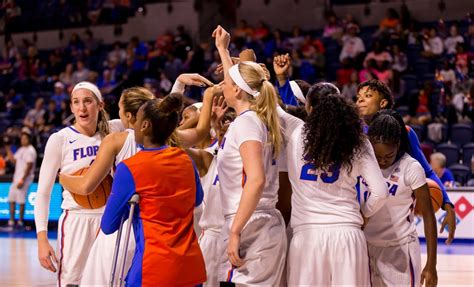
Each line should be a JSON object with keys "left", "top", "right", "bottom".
{"left": 33, "top": 26, "right": 456, "bottom": 287}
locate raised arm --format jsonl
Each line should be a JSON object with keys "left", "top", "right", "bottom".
{"left": 176, "top": 86, "right": 217, "bottom": 148}
{"left": 212, "top": 25, "right": 233, "bottom": 76}
{"left": 59, "top": 132, "right": 126, "bottom": 195}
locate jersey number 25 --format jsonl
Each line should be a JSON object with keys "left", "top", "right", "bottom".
{"left": 300, "top": 162, "right": 340, "bottom": 183}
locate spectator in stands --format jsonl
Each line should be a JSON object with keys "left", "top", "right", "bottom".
{"left": 51, "top": 82, "right": 67, "bottom": 110}
{"left": 253, "top": 20, "right": 270, "bottom": 41}
{"left": 378, "top": 8, "right": 400, "bottom": 32}
{"left": 467, "top": 23, "right": 474, "bottom": 52}
{"left": 287, "top": 26, "right": 305, "bottom": 51}
{"left": 430, "top": 153, "right": 456, "bottom": 188}
{"left": 421, "top": 28, "right": 444, "bottom": 58}
{"left": 97, "top": 69, "right": 116, "bottom": 95}
{"left": 108, "top": 41, "right": 127, "bottom": 64}
{"left": 0, "top": 152, "right": 5, "bottom": 175}
{"left": 5, "top": 129, "right": 37, "bottom": 227}
{"left": 59, "top": 63, "right": 74, "bottom": 87}
{"left": 59, "top": 100, "right": 72, "bottom": 125}
{"left": 128, "top": 36, "right": 148, "bottom": 72}
{"left": 233, "top": 19, "right": 254, "bottom": 40}
{"left": 66, "top": 32, "right": 85, "bottom": 60}
{"left": 72, "top": 60, "right": 90, "bottom": 84}
{"left": 437, "top": 60, "right": 457, "bottom": 91}
{"left": 23, "top": 98, "right": 45, "bottom": 130}
{"left": 42, "top": 100, "right": 61, "bottom": 131}
{"left": 339, "top": 23, "right": 365, "bottom": 66}
{"left": 341, "top": 70, "right": 358, "bottom": 102}
{"left": 444, "top": 25, "right": 464, "bottom": 55}
{"left": 6, "top": 88, "right": 24, "bottom": 121}
{"left": 364, "top": 41, "right": 393, "bottom": 68}
{"left": 392, "top": 45, "right": 407, "bottom": 95}
{"left": 455, "top": 43, "right": 469, "bottom": 77}
{"left": 323, "top": 10, "right": 343, "bottom": 40}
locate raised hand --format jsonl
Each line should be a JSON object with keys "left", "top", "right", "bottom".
{"left": 273, "top": 53, "right": 291, "bottom": 78}
{"left": 212, "top": 25, "right": 231, "bottom": 51}
{"left": 177, "top": 73, "right": 214, "bottom": 87}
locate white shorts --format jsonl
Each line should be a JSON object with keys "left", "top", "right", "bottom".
{"left": 199, "top": 229, "right": 224, "bottom": 287}
{"left": 8, "top": 178, "right": 33, "bottom": 204}
{"left": 80, "top": 219, "right": 136, "bottom": 286}
{"left": 57, "top": 210, "right": 101, "bottom": 286}
{"left": 218, "top": 209, "right": 287, "bottom": 286}
{"left": 368, "top": 236, "right": 421, "bottom": 287}
{"left": 287, "top": 224, "right": 371, "bottom": 286}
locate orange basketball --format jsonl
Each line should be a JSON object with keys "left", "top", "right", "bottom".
{"left": 70, "top": 167, "right": 113, "bottom": 209}
{"left": 414, "top": 178, "right": 443, "bottom": 216}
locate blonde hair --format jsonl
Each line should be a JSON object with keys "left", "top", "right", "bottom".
{"left": 121, "top": 87, "right": 155, "bottom": 117}
{"left": 237, "top": 62, "right": 282, "bottom": 158}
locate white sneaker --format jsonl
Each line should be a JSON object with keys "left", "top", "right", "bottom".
{"left": 8, "top": 220, "right": 14, "bottom": 227}
{"left": 17, "top": 220, "right": 24, "bottom": 227}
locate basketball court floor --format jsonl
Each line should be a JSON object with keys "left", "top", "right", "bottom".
{"left": 0, "top": 226, "right": 473, "bottom": 286}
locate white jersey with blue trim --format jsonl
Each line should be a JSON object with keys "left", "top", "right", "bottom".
{"left": 115, "top": 129, "right": 140, "bottom": 167}
{"left": 277, "top": 107, "right": 388, "bottom": 228}
{"left": 199, "top": 142, "right": 224, "bottom": 232}
{"left": 34, "top": 121, "right": 123, "bottom": 233}
{"left": 217, "top": 110, "right": 279, "bottom": 216}
{"left": 364, "top": 153, "right": 426, "bottom": 246}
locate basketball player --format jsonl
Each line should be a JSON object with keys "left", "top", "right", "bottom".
{"left": 187, "top": 95, "right": 235, "bottom": 287}
{"left": 213, "top": 25, "right": 287, "bottom": 285}
{"left": 356, "top": 79, "right": 456, "bottom": 244}
{"left": 365, "top": 110, "right": 438, "bottom": 287}
{"left": 281, "top": 89, "right": 388, "bottom": 285}
{"left": 101, "top": 94, "right": 206, "bottom": 286}
{"left": 34, "top": 82, "right": 124, "bottom": 286}
{"left": 59, "top": 77, "right": 214, "bottom": 285}
{"left": 5, "top": 129, "right": 37, "bottom": 227}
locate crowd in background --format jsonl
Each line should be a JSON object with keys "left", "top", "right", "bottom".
{"left": 0, "top": 5, "right": 473, "bottom": 185}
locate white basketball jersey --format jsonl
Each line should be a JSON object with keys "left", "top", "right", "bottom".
{"left": 199, "top": 142, "right": 224, "bottom": 232}
{"left": 52, "top": 126, "right": 103, "bottom": 211}
{"left": 13, "top": 145, "right": 37, "bottom": 182}
{"left": 217, "top": 111, "right": 279, "bottom": 216}
{"left": 277, "top": 107, "right": 387, "bottom": 228}
{"left": 364, "top": 153, "right": 426, "bottom": 246}
{"left": 115, "top": 129, "right": 140, "bottom": 166}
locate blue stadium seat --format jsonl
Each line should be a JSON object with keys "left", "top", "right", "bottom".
{"left": 448, "top": 164, "right": 471, "bottom": 186}
{"left": 450, "top": 123, "right": 472, "bottom": 147}
{"left": 410, "top": 124, "right": 425, "bottom": 142}
{"left": 415, "top": 59, "right": 430, "bottom": 78}
{"left": 402, "top": 74, "right": 417, "bottom": 95}
{"left": 436, "top": 143, "right": 460, "bottom": 167}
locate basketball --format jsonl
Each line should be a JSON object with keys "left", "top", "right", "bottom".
{"left": 414, "top": 178, "right": 443, "bottom": 216}
{"left": 70, "top": 167, "right": 113, "bottom": 209}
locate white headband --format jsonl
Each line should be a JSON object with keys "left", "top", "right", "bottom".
{"left": 289, "top": 81, "right": 306, "bottom": 104}
{"left": 228, "top": 63, "right": 260, "bottom": 98}
{"left": 72, "top": 81, "right": 103, "bottom": 102}
{"left": 191, "top": 102, "right": 203, "bottom": 110}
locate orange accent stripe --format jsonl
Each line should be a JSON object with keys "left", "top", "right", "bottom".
{"left": 58, "top": 210, "right": 69, "bottom": 287}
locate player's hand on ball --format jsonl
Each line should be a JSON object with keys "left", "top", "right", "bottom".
{"left": 38, "top": 240, "right": 58, "bottom": 272}
{"left": 228, "top": 232, "right": 244, "bottom": 267}
{"left": 421, "top": 266, "right": 437, "bottom": 287}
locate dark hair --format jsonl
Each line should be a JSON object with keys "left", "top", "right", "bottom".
{"left": 368, "top": 109, "right": 410, "bottom": 154}
{"left": 306, "top": 82, "right": 340, "bottom": 107}
{"left": 357, "top": 79, "right": 394, "bottom": 109}
{"left": 142, "top": 93, "right": 183, "bottom": 145}
{"left": 303, "top": 93, "right": 364, "bottom": 172}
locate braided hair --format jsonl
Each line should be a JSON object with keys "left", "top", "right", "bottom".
{"left": 368, "top": 109, "right": 410, "bottom": 154}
